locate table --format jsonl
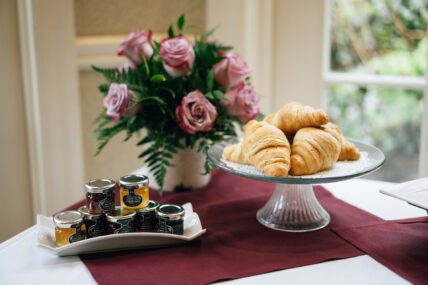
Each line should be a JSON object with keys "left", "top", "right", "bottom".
{"left": 0, "top": 178, "right": 425, "bottom": 285}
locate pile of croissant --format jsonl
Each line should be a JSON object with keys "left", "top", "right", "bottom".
{"left": 223, "top": 102, "right": 360, "bottom": 177}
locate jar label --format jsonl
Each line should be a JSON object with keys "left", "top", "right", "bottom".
{"left": 69, "top": 222, "right": 85, "bottom": 243}
{"left": 156, "top": 217, "right": 183, "bottom": 235}
{"left": 137, "top": 212, "right": 155, "bottom": 232}
{"left": 111, "top": 218, "right": 136, "bottom": 234}
{"left": 123, "top": 189, "right": 142, "bottom": 207}
{"left": 86, "top": 217, "right": 107, "bottom": 238}
{"left": 99, "top": 192, "right": 114, "bottom": 211}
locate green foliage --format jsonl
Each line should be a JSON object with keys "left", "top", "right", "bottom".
{"left": 177, "top": 14, "right": 185, "bottom": 30}
{"left": 331, "top": 0, "right": 427, "bottom": 75}
{"left": 92, "top": 14, "right": 251, "bottom": 195}
{"left": 328, "top": 0, "right": 427, "bottom": 182}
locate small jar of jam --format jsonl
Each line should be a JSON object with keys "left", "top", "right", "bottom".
{"left": 106, "top": 207, "right": 137, "bottom": 234}
{"left": 85, "top": 178, "right": 115, "bottom": 215}
{"left": 78, "top": 206, "right": 108, "bottom": 238}
{"left": 53, "top": 210, "right": 86, "bottom": 246}
{"left": 119, "top": 174, "right": 149, "bottom": 210}
{"left": 156, "top": 204, "right": 185, "bottom": 235}
{"left": 136, "top": 200, "right": 159, "bottom": 232}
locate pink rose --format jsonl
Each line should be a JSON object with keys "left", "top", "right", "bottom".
{"left": 214, "top": 52, "right": 250, "bottom": 88}
{"left": 222, "top": 82, "right": 260, "bottom": 122}
{"left": 104, "top": 83, "right": 131, "bottom": 121}
{"left": 160, "top": 37, "right": 195, "bottom": 77}
{"left": 117, "top": 30, "right": 153, "bottom": 64}
{"left": 176, "top": 90, "right": 218, "bottom": 134}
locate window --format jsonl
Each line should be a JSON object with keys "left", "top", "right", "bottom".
{"left": 323, "top": 0, "right": 428, "bottom": 182}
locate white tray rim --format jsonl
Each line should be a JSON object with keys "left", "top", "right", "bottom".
{"left": 37, "top": 202, "right": 206, "bottom": 256}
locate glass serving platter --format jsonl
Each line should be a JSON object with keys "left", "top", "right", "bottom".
{"left": 207, "top": 138, "right": 385, "bottom": 232}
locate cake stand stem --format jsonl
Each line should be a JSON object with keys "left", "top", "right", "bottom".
{"left": 256, "top": 183, "right": 330, "bottom": 232}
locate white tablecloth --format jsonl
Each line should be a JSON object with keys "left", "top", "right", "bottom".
{"left": 0, "top": 178, "right": 425, "bottom": 285}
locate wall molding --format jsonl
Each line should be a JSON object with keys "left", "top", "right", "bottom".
{"left": 17, "top": 0, "right": 47, "bottom": 216}
{"left": 17, "top": 0, "right": 85, "bottom": 215}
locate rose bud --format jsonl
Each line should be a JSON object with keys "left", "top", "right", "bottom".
{"left": 160, "top": 37, "right": 195, "bottom": 77}
{"left": 176, "top": 90, "right": 218, "bottom": 134}
{"left": 221, "top": 82, "right": 260, "bottom": 122}
{"left": 104, "top": 83, "right": 132, "bottom": 121}
{"left": 214, "top": 52, "right": 250, "bottom": 88}
{"left": 117, "top": 30, "right": 153, "bottom": 64}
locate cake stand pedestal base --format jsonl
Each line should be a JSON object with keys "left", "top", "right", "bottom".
{"left": 257, "top": 183, "right": 330, "bottom": 232}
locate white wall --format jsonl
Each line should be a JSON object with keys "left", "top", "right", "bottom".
{"left": 272, "top": 0, "right": 324, "bottom": 108}
{"left": 0, "top": 0, "right": 33, "bottom": 242}
{"left": 206, "top": 0, "right": 325, "bottom": 115}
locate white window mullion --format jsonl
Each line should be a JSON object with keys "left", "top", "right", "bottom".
{"left": 418, "top": 31, "right": 428, "bottom": 177}
{"left": 321, "top": 0, "right": 332, "bottom": 111}
{"left": 324, "top": 72, "right": 426, "bottom": 91}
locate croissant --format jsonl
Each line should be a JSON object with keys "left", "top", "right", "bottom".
{"left": 290, "top": 123, "right": 342, "bottom": 175}
{"left": 223, "top": 142, "right": 248, "bottom": 164}
{"left": 339, "top": 139, "right": 360, "bottom": 161}
{"left": 264, "top": 102, "right": 329, "bottom": 134}
{"left": 326, "top": 122, "right": 360, "bottom": 161}
{"left": 223, "top": 120, "right": 291, "bottom": 177}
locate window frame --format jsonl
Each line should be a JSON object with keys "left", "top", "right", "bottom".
{"left": 322, "top": 0, "right": 428, "bottom": 178}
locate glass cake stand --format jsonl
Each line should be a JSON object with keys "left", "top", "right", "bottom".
{"left": 207, "top": 138, "right": 385, "bottom": 232}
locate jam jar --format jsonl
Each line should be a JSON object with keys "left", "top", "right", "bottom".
{"left": 85, "top": 178, "right": 115, "bottom": 215}
{"left": 53, "top": 210, "right": 86, "bottom": 246}
{"left": 136, "top": 200, "right": 159, "bottom": 232}
{"left": 119, "top": 174, "right": 149, "bottom": 210}
{"left": 78, "top": 206, "right": 108, "bottom": 238}
{"left": 156, "top": 204, "right": 185, "bottom": 235}
{"left": 106, "top": 207, "right": 137, "bottom": 234}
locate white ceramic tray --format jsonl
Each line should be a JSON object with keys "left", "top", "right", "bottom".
{"left": 380, "top": 177, "right": 428, "bottom": 211}
{"left": 37, "top": 203, "right": 206, "bottom": 256}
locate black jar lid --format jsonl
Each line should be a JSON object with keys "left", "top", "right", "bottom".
{"left": 119, "top": 174, "right": 149, "bottom": 188}
{"left": 53, "top": 211, "right": 84, "bottom": 228}
{"left": 106, "top": 206, "right": 136, "bottom": 222}
{"left": 136, "top": 200, "right": 159, "bottom": 213}
{"left": 85, "top": 178, "right": 115, "bottom": 194}
{"left": 156, "top": 204, "right": 185, "bottom": 220}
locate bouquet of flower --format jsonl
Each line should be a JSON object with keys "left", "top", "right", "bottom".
{"left": 93, "top": 14, "right": 261, "bottom": 193}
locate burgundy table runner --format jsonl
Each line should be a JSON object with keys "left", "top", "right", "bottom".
{"left": 65, "top": 170, "right": 383, "bottom": 285}
{"left": 333, "top": 216, "right": 428, "bottom": 285}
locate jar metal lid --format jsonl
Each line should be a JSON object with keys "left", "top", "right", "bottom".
{"left": 85, "top": 178, "right": 115, "bottom": 193}
{"left": 119, "top": 174, "right": 149, "bottom": 188}
{"left": 106, "top": 206, "right": 136, "bottom": 222}
{"left": 53, "top": 211, "right": 84, "bottom": 228}
{"left": 78, "top": 206, "right": 104, "bottom": 218}
{"left": 156, "top": 204, "right": 185, "bottom": 220}
{"left": 136, "top": 200, "right": 159, "bottom": 213}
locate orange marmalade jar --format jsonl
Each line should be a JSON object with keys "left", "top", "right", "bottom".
{"left": 53, "top": 211, "right": 86, "bottom": 246}
{"left": 119, "top": 174, "right": 149, "bottom": 210}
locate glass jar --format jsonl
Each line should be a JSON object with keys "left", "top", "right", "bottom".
{"left": 78, "top": 206, "right": 108, "bottom": 238}
{"left": 136, "top": 200, "right": 159, "bottom": 232}
{"left": 156, "top": 204, "right": 185, "bottom": 235}
{"left": 53, "top": 210, "right": 86, "bottom": 246}
{"left": 106, "top": 207, "right": 137, "bottom": 234}
{"left": 119, "top": 174, "right": 149, "bottom": 210}
{"left": 85, "top": 178, "right": 116, "bottom": 215}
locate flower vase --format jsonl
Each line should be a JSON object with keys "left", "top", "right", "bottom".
{"left": 133, "top": 145, "right": 211, "bottom": 192}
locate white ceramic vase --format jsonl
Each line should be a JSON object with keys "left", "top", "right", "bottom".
{"left": 133, "top": 145, "right": 211, "bottom": 192}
